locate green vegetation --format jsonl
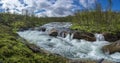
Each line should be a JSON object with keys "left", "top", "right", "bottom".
{"left": 71, "top": 11, "right": 120, "bottom": 33}
{"left": 0, "top": 13, "right": 69, "bottom": 63}
{"left": 71, "top": 0, "right": 120, "bottom": 34}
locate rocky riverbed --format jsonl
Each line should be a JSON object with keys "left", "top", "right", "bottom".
{"left": 17, "top": 22, "right": 120, "bottom": 63}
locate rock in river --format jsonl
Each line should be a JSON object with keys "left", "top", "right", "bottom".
{"left": 49, "top": 28, "right": 58, "bottom": 37}
{"left": 73, "top": 32, "right": 96, "bottom": 41}
{"left": 103, "top": 33, "right": 120, "bottom": 42}
{"left": 37, "top": 27, "right": 46, "bottom": 32}
{"left": 102, "top": 40, "right": 120, "bottom": 54}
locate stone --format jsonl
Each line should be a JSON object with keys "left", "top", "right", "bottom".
{"left": 19, "top": 27, "right": 29, "bottom": 31}
{"left": 102, "top": 40, "right": 120, "bottom": 54}
{"left": 103, "top": 33, "right": 119, "bottom": 42}
{"left": 69, "top": 59, "right": 97, "bottom": 63}
{"left": 38, "top": 27, "right": 46, "bottom": 32}
{"left": 49, "top": 28, "right": 58, "bottom": 37}
{"left": 101, "top": 60, "right": 115, "bottom": 63}
{"left": 26, "top": 44, "right": 40, "bottom": 53}
{"left": 73, "top": 32, "right": 96, "bottom": 41}
{"left": 29, "top": 28, "right": 34, "bottom": 30}
{"left": 59, "top": 31, "right": 68, "bottom": 38}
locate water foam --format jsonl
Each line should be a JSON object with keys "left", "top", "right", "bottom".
{"left": 17, "top": 22, "right": 120, "bottom": 62}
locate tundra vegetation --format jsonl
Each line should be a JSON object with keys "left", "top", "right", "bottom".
{"left": 0, "top": 0, "right": 120, "bottom": 63}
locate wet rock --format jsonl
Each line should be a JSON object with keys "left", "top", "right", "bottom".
{"left": 69, "top": 59, "right": 97, "bottom": 63}
{"left": 73, "top": 32, "right": 81, "bottom": 39}
{"left": 29, "top": 28, "right": 34, "bottom": 30}
{"left": 102, "top": 40, "right": 120, "bottom": 54}
{"left": 97, "top": 59, "right": 115, "bottom": 63}
{"left": 101, "top": 60, "right": 115, "bottom": 63}
{"left": 59, "top": 31, "right": 69, "bottom": 38}
{"left": 73, "top": 32, "right": 96, "bottom": 41}
{"left": 0, "top": 61, "right": 2, "bottom": 63}
{"left": 26, "top": 44, "right": 40, "bottom": 53}
{"left": 103, "top": 33, "right": 119, "bottom": 42}
{"left": 26, "top": 43, "right": 51, "bottom": 54}
{"left": 49, "top": 29, "right": 58, "bottom": 37}
{"left": 97, "top": 58, "right": 104, "bottom": 63}
{"left": 37, "top": 27, "right": 46, "bottom": 32}
{"left": 19, "top": 27, "right": 29, "bottom": 31}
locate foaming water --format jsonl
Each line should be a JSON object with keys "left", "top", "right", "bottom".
{"left": 95, "top": 33, "right": 105, "bottom": 41}
{"left": 17, "top": 22, "right": 120, "bottom": 62}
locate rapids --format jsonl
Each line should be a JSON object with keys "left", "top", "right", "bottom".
{"left": 17, "top": 22, "right": 120, "bottom": 62}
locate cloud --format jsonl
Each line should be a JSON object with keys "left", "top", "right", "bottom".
{"left": 37, "top": 0, "right": 75, "bottom": 17}
{"left": 0, "top": 0, "right": 96, "bottom": 17}
{"left": 79, "top": 0, "right": 96, "bottom": 8}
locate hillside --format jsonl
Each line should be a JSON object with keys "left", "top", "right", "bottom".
{"left": 0, "top": 13, "right": 70, "bottom": 63}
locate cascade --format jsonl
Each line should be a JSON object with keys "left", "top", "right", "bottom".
{"left": 64, "top": 33, "right": 74, "bottom": 41}
{"left": 64, "top": 33, "right": 71, "bottom": 41}
{"left": 95, "top": 33, "right": 105, "bottom": 41}
{"left": 70, "top": 33, "right": 74, "bottom": 40}
{"left": 17, "top": 22, "right": 120, "bottom": 62}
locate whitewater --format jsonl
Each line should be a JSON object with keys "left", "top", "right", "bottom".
{"left": 17, "top": 22, "right": 120, "bottom": 62}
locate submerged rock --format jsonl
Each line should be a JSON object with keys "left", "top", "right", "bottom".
{"left": 37, "top": 27, "right": 46, "bottom": 32}
{"left": 73, "top": 32, "right": 96, "bottom": 41}
{"left": 49, "top": 28, "right": 58, "bottom": 37}
{"left": 29, "top": 28, "right": 35, "bottom": 30}
{"left": 102, "top": 40, "right": 120, "bottom": 54}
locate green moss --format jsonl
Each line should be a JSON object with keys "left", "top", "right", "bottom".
{"left": 0, "top": 13, "right": 69, "bottom": 63}
{"left": 0, "top": 34, "right": 68, "bottom": 63}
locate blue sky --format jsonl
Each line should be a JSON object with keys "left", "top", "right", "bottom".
{"left": 0, "top": 0, "right": 120, "bottom": 17}
{"left": 98, "top": 0, "right": 120, "bottom": 11}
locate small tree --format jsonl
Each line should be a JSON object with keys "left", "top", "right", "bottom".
{"left": 107, "top": 0, "right": 112, "bottom": 11}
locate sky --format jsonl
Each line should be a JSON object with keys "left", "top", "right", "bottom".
{"left": 0, "top": 0, "right": 120, "bottom": 17}
{"left": 98, "top": 0, "right": 120, "bottom": 11}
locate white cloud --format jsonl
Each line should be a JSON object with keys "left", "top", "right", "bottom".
{"left": 0, "top": 0, "right": 96, "bottom": 17}
{"left": 39, "top": 0, "right": 75, "bottom": 17}
{"left": 79, "top": 0, "right": 96, "bottom": 8}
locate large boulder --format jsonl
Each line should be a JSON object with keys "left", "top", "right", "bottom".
{"left": 49, "top": 28, "right": 58, "bottom": 37}
{"left": 102, "top": 40, "right": 120, "bottom": 54}
{"left": 103, "top": 33, "right": 120, "bottom": 42}
{"left": 73, "top": 32, "right": 96, "bottom": 41}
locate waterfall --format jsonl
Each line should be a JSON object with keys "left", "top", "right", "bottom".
{"left": 95, "top": 33, "right": 105, "bottom": 41}
{"left": 71, "top": 33, "right": 74, "bottom": 40}
{"left": 64, "top": 34, "right": 71, "bottom": 41}
{"left": 61, "top": 32, "right": 65, "bottom": 38}
{"left": 64, "top": 33, "right": 74, "bottom": 42}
